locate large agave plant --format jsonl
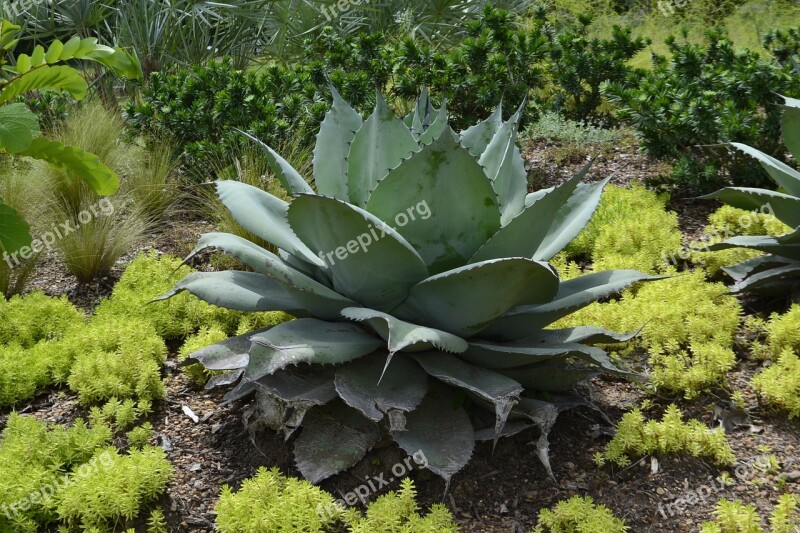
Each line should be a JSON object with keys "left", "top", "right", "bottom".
{"left": 161, "top": 88, "right": 655, "bottom": 487}
{"left": 702, "top": 96, "right": 800, "bottom": 296}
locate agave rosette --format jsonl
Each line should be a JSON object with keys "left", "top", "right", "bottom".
{"left": 702, "top": 95, "right": 800, "bottom": 294}
{"left": 161, "top": 88, "right": 655, "bottom": 486}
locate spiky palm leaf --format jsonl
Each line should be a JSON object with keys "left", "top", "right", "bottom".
{"left": 162, "top": 88, "right": 655, "bottom": 487}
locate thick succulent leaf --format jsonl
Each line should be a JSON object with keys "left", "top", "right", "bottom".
{"left": 524, "top": 326, "right": 640, "bottom": 346}
{"left": 254, "top": 367, "right": 337, "bottom": 405}
{"left": 412, "top": 353, "right": 522, "bottom": 447}
{"left": 17, "top": 137, "right": 119, "bottom": 195}
{"left": 393, "top": 258, "right": 560, "bottom": 337}
{"left": 474, "top": 420, "right": 534, "bottom": 441}
{"left": 411, "top": 86, "right": 431, "bottom": 137}
{"left": 183, "top": 232, "right": 355, "bottom": 319}
{"left": 730, "top": 142, "right": 800, "bottom": 197}
{"left": 367, "top": 128, "right": 502, "bottom": 273}
{"left": 722, "top": 255, "right": 795, "bottom": 282}
{"left": 334, "top": 353, "right": 428, "bottom": 423}
{"left": 484, "top": 270, "right": 659, "bottom": 340}
{"left": 729, "top": 262, "right": 800, "bottom": 293}
{"left": 341, "top": 307, "right": 469, "bottom": 355}
{"left": 478, "top": 101, "right": 527, "bottom": 225}
{"left": 531, "top": 178, "right": 611, "bottom": 261}
{"left": 525, "top": 187, "right": 553, "bottom": 207}
{"left": 237, "top": 129, "right": 314, "bottom": 196}
{"left": 779, "top": 227, "right": 800, "bottom": 245}
{"left": 214, "top": 181, "right": 324, "bottom": 267}
{"left": 0, "top": 200, "right": 32, "bottom": 255}
{"left": 294, "top": 402, "right": 381, "bottom": 483}
{"left": 510, "top": 397, "right": 566, "bottom": 481}
{"left": 781, "top": 95, "right": 800, "bottom": 161}
{"left": 245, "top": 318, "right": 382, "bottom": 380}
{"left": 499, "top": 360, "right": 600, "bottom": 392}
{"left": 241, "top": 368, "right": 339, "bottom": 439}
{"left": 155, "top": 271, "right": 310, "bottom": 314}
{"left": 416, "top": 98, "right": 448, "bottom": 145}
{"left": 0, "top": 102, "right": 39, "bottom": 153}
{"left": 288, "top": 195, "right": 428, "bottom": 310}
{"left": 462, "top": 340, "right": 618, "bottom": 369}
{"left": 181, "top": 326, "right": 275, "bottom": 371}
{"left": 0, "top": 65, "right": 87, "bottom": 104}
{"left": 460, "top": 104, "right": 503, "bottom": 158}
{"left": 314, "top": 85, "right": 363, "bottom": 201}
{"left": 706, "top": 236, "right": 800, "bottom": 261}
{"left": 470, "top": 162, "right": 604, "bottom": 263}
{"left": 390, "top": 385, "right": 474, "bottom": 485}
{"left": 347, "top": 92, "right": 418, "bottom": 207}
{"left": 700, "top": 187, "right": 800, "bottom": 228}
{"left": 205, "top": 369, "right": 245, "bottom": 389}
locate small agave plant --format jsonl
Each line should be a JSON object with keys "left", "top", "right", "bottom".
{"left": 161, "top": 88, "right": 655, "bottom": 487}
{"left": 702, "top": 95, "right": 800, "bottom": 296}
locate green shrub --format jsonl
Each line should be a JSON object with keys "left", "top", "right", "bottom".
{"left": 556, "top": 271, "right": 742, "bottom": 398}
{"left": 214, "top": 468, "right": 458, "bottom": 533}
{"left": 126, "top": 423, "right": 155, "bottom": 450}
{"left": 0, "top": 292, "right": 83, "bottom": 347}
{"left": 699, "top": 494, "right": 799, "bottom": 533}
{"left": 770, "top": 494, "right": 800, "bottom": 533}
{"left": 0, "top": 414, "right": 112, "bottom": 531}
{"left": 309, "top": 6, "right": 646, "bottom": 128}
{"left": 125, "top": 58, "right": 327, "bottom": 175}
{"left": 0, "top": 343, "right": 51, "bottom": 407}
{"left": 565, "top": 183, "right": 681, "bottom": 274}
{"left": 88, "top": 398, "right": 153, "bottom": 433}
{"left": 752, "top": 348, "right": 800, "bottom": 418}
{"left": 66, "top": 315, "right": 167, "bottom": 404}
{"left": 764, "top": 306, "right": 800, "bottom": 357}
{"left": 700, "top": 499, "right": 762, "bottom": 533}
{"left": 215, "top": 466, "right": 341, "bottom": 532}
{"left": 598, "top": 404, "right": 735, "bottom": 468}
{"left": 0, "top": 293, "right": 85, "bottom": 407}
{"left": 606, "top": 27, "right": 800, "bottom": 191}
{"left": 56, "top": 446, "right": 173, "bottom": 530}
{"left": 128, "top": 5, "right": 646, "bottom": 174}
{"left": 531, "top": 496, "right": 628, "bottom": 532}
{"left": 342, "top": 478, "right": 458, "bottom": 533}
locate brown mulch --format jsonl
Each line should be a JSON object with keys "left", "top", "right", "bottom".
{"left": 2, "top": 139, "right": 800, "bottom": 532}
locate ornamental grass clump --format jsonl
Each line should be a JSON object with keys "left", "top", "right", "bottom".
{"left": 164, "top": 88, "right": 656, "bottom": 485}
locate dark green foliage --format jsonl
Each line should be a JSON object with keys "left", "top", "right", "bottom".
{"left": 307, "top": 6, "right": 552, "bottom": 129}
{"left": 128, "top": 5, "right": 646, "bottom": 173}
{"left": 307, "top": 6, "right": 646, "bottom": 127}
{"left": 125, "top": 59, "right": 328, "bottom": 175}
{"left": 542, "top": 13, "right": 648, "bottom": 123}
{"left": 606, "top": 27, "right": 800, "bottom": 191}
